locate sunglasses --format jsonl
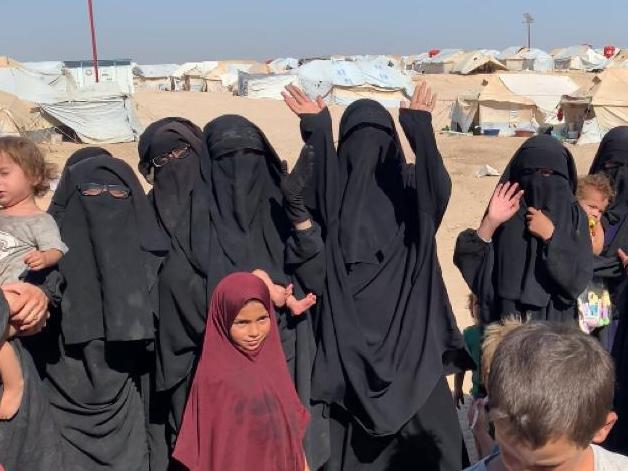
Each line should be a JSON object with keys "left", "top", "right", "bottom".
{"left": 151, "top": 145, "right": 191, "bottom": 168}
{"left": 77, "top": 183, "right": 131, "bottom": 199}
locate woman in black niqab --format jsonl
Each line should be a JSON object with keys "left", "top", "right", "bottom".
{"left": 287, "top": 86, "right": 472, "bottom": 471}
{"left": 138, "top": 117, "right": 203, "bottom": 239}
{"left": 35, "top": 155, "right": 167, "bottom": 471}
{"left": 588, "top": 126, "right": 628, "bottom": 454}
{"left": 153, "top": 115, "right": 328, "bottom": 468}
{"left": 455, "top": 135, "right": 592, "bottom": 323}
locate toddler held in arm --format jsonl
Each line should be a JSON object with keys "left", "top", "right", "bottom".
{"left": 0, "top": 136, "right": 67, "bottom": 419}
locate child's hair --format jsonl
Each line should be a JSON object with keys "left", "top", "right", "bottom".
{"left": 576, "top": 174, "right": 615, "bottom": 203}
{"left": 488, "top": 322, "right": 615, "bottom": 449}
{"left": 481, "top": 315, "right": 525, "bottom": 387}
{"left": 0, "top": 136, "right": 57, "bottom": 197}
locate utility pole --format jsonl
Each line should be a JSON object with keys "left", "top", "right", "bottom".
{"left": 523, "top": 13, "right": 534, "bottom": 49}
{"left": 87, "top": 0, "right": 99, "bottom": 82}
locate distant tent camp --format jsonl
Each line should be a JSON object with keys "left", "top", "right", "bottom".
{"left": 420, "top": 49, "right": 465, "bottom": 74}
{"left": 173, "top": 60, "right": 268, "bottom": 92}
{"left": 133, "top": 64, "right": 179, "bottom": 91}
{"left": 560, "top": 69, "right": 628, "bottom": 144}
{"left": 451, "top": 73, "right": 579, "bottom": 135}
{"left": 552, "top": 46, "right": 610, "bottom": 71}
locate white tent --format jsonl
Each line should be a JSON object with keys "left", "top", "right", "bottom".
{"left": 0, "top": 67, "right": 141, "bottom": 143}
{"left": 451, "top": 50, "right": 507, "bottom": 75}
{"left": 238, "top": 72, "right": 298, "bottom": 99}
{"left": 500, "top": 48, "right": 554, "bottom": 72}
{"left": 64, "top": 60, "right": 134, "bottom": 95}
{"left": 553, "top": 46, "right": 610, "bottom": 71}
{"left": 420, "top": 49, "right": 465, "bottom": 74}
{"left": 268, "top": 58, "right": 299, "bottom": 74}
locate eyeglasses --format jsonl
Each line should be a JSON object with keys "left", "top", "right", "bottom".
{"left": 151, "top": 145, "right": 191, "bottom": 168}
{"left": 77, "top": 183, "right": 131, "bottom": 199}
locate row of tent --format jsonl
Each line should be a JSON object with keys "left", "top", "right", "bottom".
{"left": 450, "top": 69, "right": 628, "bottom": 145}
{"left": 0, "top": 57, "right": 141, "bottom": 144}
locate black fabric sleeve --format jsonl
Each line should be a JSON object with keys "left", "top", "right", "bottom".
{"left": 541, "top": 213, "right": 593, "bottom": 300}
{"left": 399, "top": 109, "right": 451, "bottom": 228}
{"left": 22, "top": 268, "right": 64, "bottom": 309}
{"left": 454, "top": 229, "right": 496, "bottom": 324}
{"left": 285, "top": 223, "right": 325, "bottom": 295}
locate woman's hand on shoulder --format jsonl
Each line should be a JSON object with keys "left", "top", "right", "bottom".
{"left": 282, "top": 85, "right": 326, "bottom": 116}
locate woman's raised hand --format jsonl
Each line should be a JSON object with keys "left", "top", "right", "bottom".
{"left": 401, "top": 81, "right": 438, "bottom": 113}
{"left": 282, "top": 85, "right": 326, "bottom": 116}
{"left": 477, "top": 182, "right": 524, "bottom": 241}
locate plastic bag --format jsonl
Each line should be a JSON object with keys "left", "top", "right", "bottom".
{"left": 577, "top": 278, "right": 612, "bottom": 334}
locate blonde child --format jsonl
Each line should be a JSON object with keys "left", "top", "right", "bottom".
{"left": 576, "top": 175, "right": 615, "bottom": 335}
{"left": 577, "top": 174, "right": 614, "bottom": 255}
{"left": 0, "top": 136, "right": 67, "bottom": 420}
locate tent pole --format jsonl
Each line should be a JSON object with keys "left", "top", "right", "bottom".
{"left": 87, "top": 0, "right": 99, "bottom": 82}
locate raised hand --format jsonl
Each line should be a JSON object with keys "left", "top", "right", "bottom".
{"left": 282, "top": 85, "right": 326, "bottom": 116}
{"left": 401, "top": 81, "right": 438, "bottom": 113}
{"left": 526, "top": 208, "right": 555, "bottom": 242}
{"left": 477, "top": 182, "right": 524, "bottom": 241}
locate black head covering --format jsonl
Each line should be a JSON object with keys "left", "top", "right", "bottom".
{"left": 203, "top": 114, "right": 288, "bottom": 279}
{"left": 589, "top": 126, "right": 628, "bottom": 225}
{"left": 308, "top": 103, "right": 471, "bottom": 436}
{"left": 55, "top": 156, "right": 167, "bottom": 345}
{"left": 138, "top": 117, "right": 204, "bottom": 237}
{"left": 494, "top": 135, "right": 582, "bottom": 307}
{"left": 48, "top": 147, "right": 112, "bottom": 220}
{"left": 337, "top": 100, "right": 406, "bottom": 264}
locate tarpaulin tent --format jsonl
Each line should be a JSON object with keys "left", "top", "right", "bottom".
{"left": 0, "top": 90, "right": 56, "bottom": 139}
{"left": 237, "top": 72, "right": 298, "bottom": 99}
{"left": 499, "top": 48, "right": 554, "bottom": 72}
{"left": 560, "top": 69, "right": 628, "bottom": 144}
{"left": 420, "top": 49, "right": 465, "bottom": 74}
{"left": 451, "top": 74, "right": 579, "bottom": 135}
{"left": 0, "top": 67, "right": 141, "bottom": 143}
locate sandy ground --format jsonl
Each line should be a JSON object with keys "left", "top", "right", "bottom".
{"left": 39, "top": 76, "right": 601, "bottom": 461}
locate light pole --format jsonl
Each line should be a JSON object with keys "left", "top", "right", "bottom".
{"left": 523, "top": 13, "right": 534, "bottom": 50}
{"left": 87, "top": 0, "right": 99, "bottom": 82}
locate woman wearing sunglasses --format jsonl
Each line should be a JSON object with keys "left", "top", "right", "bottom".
{"left": 33, "top": 155, "right": 168, "bottom": 471}
{"left": 454, "top": 135, "right": 593, "bottom": 324}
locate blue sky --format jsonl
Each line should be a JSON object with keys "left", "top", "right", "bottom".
{"left": 3, "top": 1, "right": 627, "bottom": 63}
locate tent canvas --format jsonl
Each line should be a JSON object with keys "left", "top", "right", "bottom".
{"left": 560, "top": 69, "right": 628, "bottom": 144}
{"left": 133, "top": 64, "right": 179, "bottom": 91}
{"left": 553, "top": 46, "right": 609, "bottom": 71}
{"left": 237, "top": 72, "right": 298, "bottom": 99}
{"left": 420, "top": 49, "right": 465, "bottom": 74}
{"left": 451, "top": 50, "right": 507, "bottom": 75}
{"left": 0, "top": 91, "right": 56, "bottom": 138}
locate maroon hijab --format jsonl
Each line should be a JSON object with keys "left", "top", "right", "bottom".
{"left": 172, "top": 272, "right": 309, "bottom": 471}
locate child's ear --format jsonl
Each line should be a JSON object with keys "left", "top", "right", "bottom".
{"left": 592, "top": 412, "right": 617, "bottom": 444}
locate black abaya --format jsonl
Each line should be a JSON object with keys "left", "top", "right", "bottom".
{"left": 153, "top": 115, "right": 328, "bottom": 469}
{"left": 0, "top": 295, "right": 65, "bottom": 471}
{"left": 300, "top": 102, "right": 471, "bottom": 471}
{"left": 36, "top": 156, "right": 167, "bottom": 471}
{"left": 588, "top": 127, "right": 628, "bottom": 454}
{"left": 454, "top": 136, "right": 592, "bottom": 324}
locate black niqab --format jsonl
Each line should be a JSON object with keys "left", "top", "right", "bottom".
{"left": 494, "top": 136, "right": 584, "bottom": 308}
{"left": 57, "top": 156, "right": 167, "bottom": 345}
{"left": 48, "top": 147, "right": 112, "bottom": 221}
{"left": 308, "top": 101, "right": 471, "bottom": 436}
{"left": 138, "top": 117, "right": 203, "bottom": 238}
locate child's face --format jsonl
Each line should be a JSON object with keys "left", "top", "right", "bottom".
{"left": 578, "top": 186, "right": 609, "bottom": 221}
{"left": 494, "top": 413, "right": 616, "bottom": 471}
{"left": 230, "top": 300, "right": 271, "bottom": 353}
{"left": 0, "top": 153, "right": 35, "bottom": 208}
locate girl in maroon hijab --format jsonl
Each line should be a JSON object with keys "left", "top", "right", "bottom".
{"left": 173, "top": 272, "right": 310, "bottom": 471}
